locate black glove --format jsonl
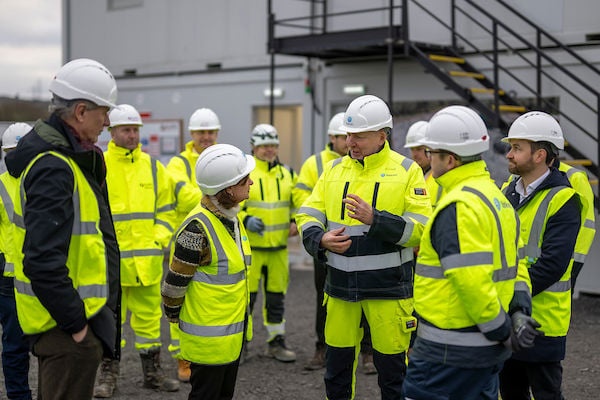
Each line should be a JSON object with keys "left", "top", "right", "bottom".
{"left": 503, "top": 311, "right": 544, "bottom": 352}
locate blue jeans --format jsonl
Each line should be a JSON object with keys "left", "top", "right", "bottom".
{"left": 0, "top": 276, "right": 32, "bottom": 400}
{"left": 403, "top": 356, "right": 501, "bottom": 400}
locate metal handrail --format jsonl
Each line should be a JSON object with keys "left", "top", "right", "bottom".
{"left": 274, "top": 5, "right": 400, "bottom": 26}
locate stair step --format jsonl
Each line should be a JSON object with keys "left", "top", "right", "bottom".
{"left": 429, "top": 54, "right": 466, "bottom": 64}
{"left": 449, "top": 70, "right": 485, "bottom": 79}
{"left": 470, "top": 87, "right": 505, "bottom": 95}
{"left": 589, "top": 179, "right": 598, "bottom": 186}
{"left": 491, "top": 105, "right": 527, "bottom": 113}
{"left": 563, "top": 159, "right": 593, "bottom": 166}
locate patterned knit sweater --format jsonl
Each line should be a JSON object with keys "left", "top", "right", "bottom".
{"left": 161, "top": 195, "right": 238, "bottom": 323}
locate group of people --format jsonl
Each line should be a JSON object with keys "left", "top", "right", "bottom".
{"left": 0, "top": 57, "right": 595, "bottom": 400}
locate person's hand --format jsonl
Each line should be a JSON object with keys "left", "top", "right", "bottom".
{"left": 503, "top": 312, "right": 544, "bottom": 352}
{"left": 288, "top": 222, "right": 298, "bottom": 237}
{"left": 343, "top": 194, "right": 374, "bottom": 225}
{"left": 246, "top": 216, "right": 265, "bottom": 235}
{"left": 72, "top": 324, "right": 88, "bottom": 343}
{"left": 320, "top": 226, "right": 351, "bottom": 254}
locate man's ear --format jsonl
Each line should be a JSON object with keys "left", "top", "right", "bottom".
{"left": 74, "top": 102, "right": 87, "bottom": 123}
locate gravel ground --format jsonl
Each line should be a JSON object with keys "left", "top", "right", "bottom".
{"left": 2, "top": 240, "right": 599, "bottom": 399}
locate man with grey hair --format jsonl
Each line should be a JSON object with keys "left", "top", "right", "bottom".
{"left": 5, "top": 59, "right": 121, "bottom": 400}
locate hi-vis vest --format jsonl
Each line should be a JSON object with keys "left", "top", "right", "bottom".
{"left": 240, "top": 158, "right": 297, "bottom": 250}
{"left": 415, "top": 161, "right": 530, "bottom": 353}
{"left": 424, "top": 169, "right": 444, "bottom": 208}
{"left": 0, "top": 172, "right": 19, "bottom": 277}
{"left": 167, "top": 141, "right": 203, "bottom": 225}
{"left": 105, "top": 142, "right": 175, "bottom": 286}
{"left": 176, "top": 204, "right": 252, "bottom": 365}
{"left": 12, "top": 151, "right": 108, "bottom": 335}
{"left": 293, "top": 145, "right": 342, "bottom": 208}
{"left": 296, "top": 141, "right": 431, "bottom": 300}
{"left": 558, "top": 163, "right": 596, "bottom": 265}
{"left": 502, "top": 182, "right": 577, "bottom": 337}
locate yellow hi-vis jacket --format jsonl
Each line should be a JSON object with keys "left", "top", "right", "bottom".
{"left": 557, "top": 162, "right": 596, "bottom": 265}
{"left": 296, "top": 141, "right": 432, "bottom": 301}
{"left": 176, "top": 203, "right": 252, "bottom": 365}
{"left": 0, "top": 172, "right": 19, "bottom": 277}
{"left": 166, "top": 141, "right": 203, "bottom": 224}
{"left": 105, "top": 141, "right": 177, "bottom": 287}
{"left": 424, "top": 168, "right": 444, "bottom": 208}
{"left": 239, "top": 157, "right": 299, "bottom": 251}
{"left": 413, "top": 161, "right": 531, "bottom": 368}
{"left": 13, "top": 151, "right": 108, "bottom": 335}
{"left": 293, "top": 143, "right": 343, "bottom": 208}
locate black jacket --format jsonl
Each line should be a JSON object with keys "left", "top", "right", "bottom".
{"left": 503, "top": 167, "right": 580, "bottom": 362}
{"left": 6, "top": 113, "right": 120, "bottom": 358}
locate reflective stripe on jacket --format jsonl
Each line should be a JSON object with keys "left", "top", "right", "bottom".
{"left": 105, "top": 141, "right": 177, "bottom": 286}
{"left": 13, "top": 151, "right": 108, "bottom": 335}
{"left": 166, "top": 141, "right": 203, "bottom": 225}
{"left": 296, "top": 141, "right": 432, "bottom": 301}
{"left": 0, "top": 172, "right": 19, "bottom": 277}
{"left": 413, "top": 161, "right": 531, "bottom": 368}
{"left": 177, "top": 203, "right": 252, "bottom": 365}
{"left": 240, "top": 157, "right": 298, "bottom": 250}
{"left": 293, "top": 144, "right": 342, "bottom": 208}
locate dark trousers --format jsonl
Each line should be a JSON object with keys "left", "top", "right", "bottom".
{"left": 189, "top": 359, "right": 240, "bottom": 400}
{"left": 313, "top": 259, "right": 372, "bottom": 352}
{"left": 403, "top": 357, "right": 502, "bottom": 400}
{"left": 499, "top": 358, "right": 564, "bottom": 400}
{"left": 33, "top": 326, "right": 103, "bottom": 400}
{"left": 0, "top": 277, "right": 31, "bottom": 400}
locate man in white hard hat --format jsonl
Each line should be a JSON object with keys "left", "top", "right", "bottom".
{"left": 239, "top": 123, "right": 299, "bottom": 362}
{"left": 5, "top": 59, "right": 121, "bottom": 399}
{"left": 166, "top": 107, "right": 218, "bottom": 380}
{"left": 403, "top": 106, "right": 538, "bottom": 399}
{"left": 404, "top": 120, "right": 444, "bottom": 207}
{"left": 93, "top": 104, "right": 180, "bottom": 397}
{"left": 296, "top": 95, "right": 432, "bottom": 399}
{"left": 0, "top": 123, "right": 33, "bottom": 400}
{"left": 499, "top": 111, "right": 582, "bottom": 400}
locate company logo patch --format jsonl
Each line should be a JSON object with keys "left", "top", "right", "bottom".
{"left": 347, "top": 116, "right": 352, "bottom": 124}
{"left": 405, "top": 319, "right": 417, "bottom": 330}
{"left": 414, "top": 188, "right": 427, "bottom": 196}
{"left": 494, "top": 198, "right": 501, "bottom": 211}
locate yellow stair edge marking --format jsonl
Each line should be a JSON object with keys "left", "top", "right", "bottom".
{"left": 429, "top": 54, "right": 466, "bottom": 64}
{"left": 589, "top": 179, "right": 598, "bottom": 185}
{"left": 563, "top": 159, "right": 593, "bottom": 166}
{"left": 491, "top": 105, "right": 527, "bottom": 113}
{"left": 470, "top": 87, "right": 505, "bottom": 95}
{"left": 449, "top": 70, "right": 485, "bottom": 79}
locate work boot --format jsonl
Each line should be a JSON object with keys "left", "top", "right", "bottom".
{"left": 140, "top": 348, "right": 180, "bottom": 392}
{"left": 266, "top": 335, "right": 296, "bottom": 362}
{"left": 361, "top": 351, "right": 377, "bottom": 375}
{"left": 304, "top": 344, "right": 325, "bottom": 370}
{"left": 93, "top": 358, "right": 119, "bottom": 398}
{"left": 177, "top": 360, "right": 191, "bottom": 383}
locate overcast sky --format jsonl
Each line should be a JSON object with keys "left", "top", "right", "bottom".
{"left": 0, "top": 0, "right": 62, "bottom": 100}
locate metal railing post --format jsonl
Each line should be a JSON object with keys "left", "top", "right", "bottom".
{"left": 536, "top": 29, "right": 542, "bottom": 110}
{"left": 388, "top": 0, "right": 395, "bottom": 147}
{"left": 493, "top": 21, "right": 500, "bottom": 129}
{"left": 451, "top": 0, "right": 456, "bottom": 49}
{"left": 402, "top": 0, "right": 409, "bottom": 56}
{"left": 323, "top": 0, "right": 327, "bottom": 33}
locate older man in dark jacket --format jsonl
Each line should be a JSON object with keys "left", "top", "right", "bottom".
{"left": 6, "top": 59, "right": 121, "bottom": 400}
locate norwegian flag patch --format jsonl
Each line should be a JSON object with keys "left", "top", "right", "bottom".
{"left": 414, "top": 188, "right": 427, "bottom": 196}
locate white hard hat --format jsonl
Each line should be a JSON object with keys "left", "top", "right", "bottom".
{"left": 195, "top": 144, "right": 256, "bottom": 195}
{"left": 403, "top": 121, "right": 429, "bottom": 148}
{"left": 188, "top": 108, "right": 221, "bottom": 131}
{"left": 339, "top": 95, "right": 393, "bottom": 134}
{"left": 49, "top": 58, "right": 117, "bottom": 109}
{"left": 109, "top": 104, "right": 143, "bottom": 129}
{"left": 421, "top": 105, "right": 489, "bottom": 157}
{"left": 327, "top": 112, "right": 346, "bottom": 136}
{"left": 250, "top": 124, "right": 280, "bottom": 146}
{"left": 2, "top": 122, "right": 32, "bottom": 150}
{"left": 501, "top": 111, "right": 564, "bottom": 150}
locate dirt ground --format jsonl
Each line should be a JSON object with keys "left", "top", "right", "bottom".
{"left": 2, "top": 242, "right": 599, "bottom": 399}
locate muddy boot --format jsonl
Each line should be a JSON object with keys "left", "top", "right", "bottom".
{"left": 266, "top": 335, "right": 296, "bottom": 363}
{"left": 361, "top": 351, "right": 377, "bottom": 375}
{"left": 304, "top": 343, "right": 325, "bottom": 370}
{"left": 140, "top": 348, "right": 180, "bottom": 392}
{"left": 177, "top": 360, "right": 191, "bottom": 383}
{"left": 93, "top": 358, "right": 119, "bottom": 398}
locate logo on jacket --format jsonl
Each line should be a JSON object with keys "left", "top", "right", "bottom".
{"left": 414, "top": 188, "right": 427, "bottom": 196}
{"left": 494, "top": 197, "right": 501, "bottom": 211}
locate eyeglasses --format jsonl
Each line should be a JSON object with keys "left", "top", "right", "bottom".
{"left": 424, "top": 149, "right": 449, "bottom": 159}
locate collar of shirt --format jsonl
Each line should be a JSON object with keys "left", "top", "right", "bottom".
{"left": 515, "top": 168, "right": 550, "bottom": 202}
